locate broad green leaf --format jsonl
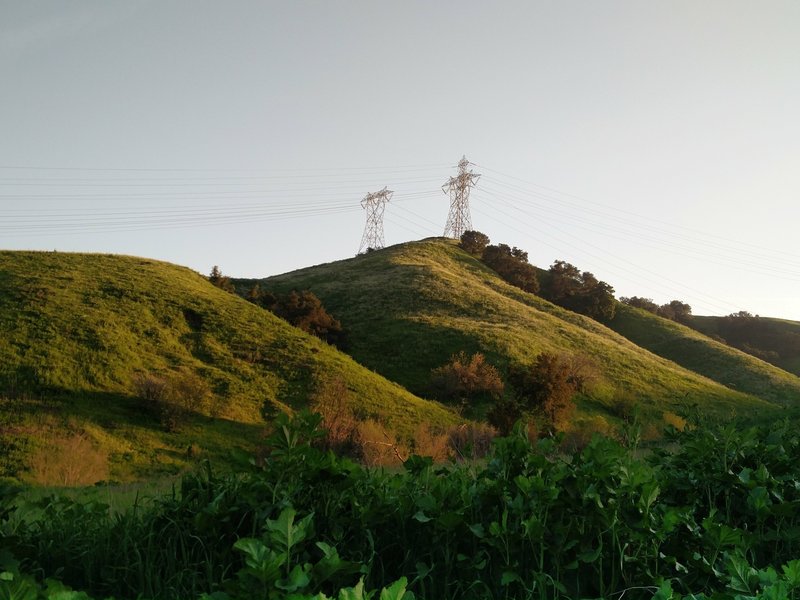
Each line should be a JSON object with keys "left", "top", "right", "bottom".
{"left": 579, "top": 546, "right": 602, "bottom": 564}
{"left": 379, "top": 577, "right": 410, "bottom": 600}
{"left": 412, "top": 511, "right": 431, "bottom": 523}
{"left": 728, "top": 555, "right": 758, "bottom": 594}
{"left": 267, "top": 508, "right": 315, "bottom": 552}
{"left": 338, "top": 578, "right": 368, "bottom": 600}
{"left": 276, "top": 563, "right": 311, "bottom": 592}
{"left": 500, "top": 571, "right": 521, "bottom": 586}
{"left": 313, "top": 542, "right": 361, "bottom": 583}
{"left": 782, "top": 559, "right": 800, "bottom": 587}
{"left": 468, "top": 523, "right": 485, "bottom": 538}
{"left": 652, "top": 580, "right": 673, "bottom": 600}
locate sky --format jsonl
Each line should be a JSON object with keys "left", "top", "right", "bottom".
{"left": 1, "top": 1, "right": 799, "bottom": 320}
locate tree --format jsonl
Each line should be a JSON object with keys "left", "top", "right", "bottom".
{"left": 430, "top": 351, "right": 504, "bottom": 410}
{"left": 544, "top": 261, "right": 616, "bottom": 321}
{"left": 658, "top": 300, "right": 692, "bottom": 324}
{"left": 274, "top": 290, "right": 347, "bottom": 349}
{"left": 133, "top": 369, "right": 212, "bottom": 432}
{"left": 481, "top": 243, "right": 540, "bottom": 294}
{"left": 620, "top": 296, "right": 659, "bottom": 314}
{"left": 208, "top": 265, "right": 235, "bottom": 293}
{"left": 459, "top": 230, "right": 491, "bottom": 256}
{"left": 508, "top": 352, "right": 578, "bottom": 435}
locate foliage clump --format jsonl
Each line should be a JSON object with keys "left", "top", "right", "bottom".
{"left": 430, "top": 351, "right": 504, "bottom": 410}
{"left": 208, "top": 265, "right": 235, "bottom": 293}
{"left": 481, "top": 243, "right": 540, "bottom": 294}
{"left": 133, "top": 369, "right": 212, "bottom": 432}
{"left": 246, "top": 287, "right": 347, "bottom": 349}
{"left": 541, "top": 260, "right": 617, "bottom": 321}
{"left": 458, "top": 230, "right": 490, "bottom": 256}
{"left": 7, "top": 414, "right": 800, "bottom": 600}
{"left": 487, "top": 352, "right": 582, "bottom": 435}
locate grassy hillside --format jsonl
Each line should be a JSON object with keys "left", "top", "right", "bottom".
{"left": 607, "top": 305, "right": 800, "bottom": 406}
{"left": 0, "top": 251, "right": 458, "bottom": 484}
{"left": 246, "top": 238, "right": 784, "bottom": 431}
{"left": 690, "top": 315, "right": 800, "bottom": 377}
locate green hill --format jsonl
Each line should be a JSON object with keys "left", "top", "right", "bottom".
{"left": 689, "top": 315, "right": 800, "bottom": 377}
{"left": 0, "top": 251, "right": 457, "bottom": 484}
{"left": 245, "top": 238, "right": 787, "bottom": 431}
{"left": 607, "top": 305, "right": 800, "bottom": 406}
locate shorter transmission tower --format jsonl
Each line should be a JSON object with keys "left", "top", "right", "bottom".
{"left": 442, "top": 156, "right": 480, "bottom": 239}
{"left": 357, "top": 187, "right": 393, "bottom": 254}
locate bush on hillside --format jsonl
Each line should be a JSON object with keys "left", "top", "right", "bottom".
{"left": 430, "top": 351, "right": 504, "bottom": 410}
{"left": 658, "top": 299, "right": 693, "bottom": 324}
{"left": 459, "top": 230, "right": 491, "bottom": 256}
{"left": 620, "top": 296, "right": 659, "bottom": 313}
{"left": 208, "top": 265, "right": 235, "bottom": 293}
{"left": 245, "top": 287, "right": 347, "bottom": 349}
{"left": 481, "top": 243, "right": 540, "bottom": 294}
{"left": 133, "top": 370, "right": 212, "bottom": 432}
{"left": 309, "top": 375, "right": 361, "bottom": 458}
{"left": 494, "top": 352, "right": 578, "bottom": 435}
{"left": 542, "top": 260, "right": 616, "bottom": 322}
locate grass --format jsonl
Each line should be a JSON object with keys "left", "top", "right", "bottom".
{"left": 242, "top": 238, "right": 790, "bottom": 429}
{"left": 690, "top": 314, "right": 800, "bottom": 377}
{"left": 608, "top": 304, "right": 800, "bottom": 406}
{"left": 0, "top": 250, "right": 459, "bottom": 484}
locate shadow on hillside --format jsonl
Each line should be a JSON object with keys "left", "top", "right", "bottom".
{"left": 347, "top": 317, "right": 494, "bottom": 396}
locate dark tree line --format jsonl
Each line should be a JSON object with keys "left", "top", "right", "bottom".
{"left": 540, "top": 260, "right": 617, "bottom": 322}
{"left": 620, "top": 296, "right": 693, "bottom": 325}
{"left": 460, "top": 231, "right": 616, "bottom": 322}
{"left": 247, "top": 285, "right": 347, "bottom": 349}
{"left": 207, "top": 266, "right": 346, "bottom": 349}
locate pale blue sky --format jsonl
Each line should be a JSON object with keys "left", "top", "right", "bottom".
{"left": 1, "top": 1, "right": 798, "bottom": 319}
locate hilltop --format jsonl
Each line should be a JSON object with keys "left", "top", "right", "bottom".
{"left": 246, "top": 238, "right": 796, "bottom": 432}
{"left": 0, "top": 251, "right": 458, "bottom": 484}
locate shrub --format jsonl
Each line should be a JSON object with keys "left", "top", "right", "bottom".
{"left": 481, "top": 243, "right": 540, "bottom": 294}
{"left": 412, "top": 423, "right": 450, "bottom": 462}
{"left": 430, "top": 351, "right": 504, "bottom": 410}
{"left": 249, "top": 289, "right": 347, "bottom": 349}
{"left": 459, "top": 230, "right": 490, "bottom": 256}
{"left": 658, "top": 299, "right": 692, "bottom": 324}
{"left": 309, "top": 375, "right": 361, "bottom": 458}
{"left": 620, "top": 296, "right": 659, "bottom": 313}
{"left": 133, "top": 370, "right": 212, "bottom": 432}
{"left": 446, "top": 422, "right": 496, "bottom": 460}
{"left": 543, "top": 260, "right": 616, "bottom": 321}
{"left": 208, "top": 265, "right": 235, "bottom": 293}
{"left": 509, "top": 352, "right": 578, "bottom": 435}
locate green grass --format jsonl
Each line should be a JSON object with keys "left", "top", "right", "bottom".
{"left": 608, "top": 305, "right": 800, "bottom": 406}
{"left": 690, "top": 315, "right": 800, "bottom": 377}
{"left": 242, "top": 238, "right": 786, "bottom": 428}
{"left": 0, "top": 251, "right": 458, "bottom": 483}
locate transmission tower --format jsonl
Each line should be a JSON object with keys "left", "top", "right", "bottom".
{"left": 357, "top": 187, "right": 393, "bottom": 254}
{"left": 442, "top": 155, "right": 480, "bottom": 239}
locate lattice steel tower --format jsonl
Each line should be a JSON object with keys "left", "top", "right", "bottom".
{"left": 357, "top": 187, "right": 393, "bottom": 254}
{"left": 442, "top": 155, "right": 480, "bottom": 239}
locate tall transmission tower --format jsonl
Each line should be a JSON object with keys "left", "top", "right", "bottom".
{"left": 357, "top": 187, "right": 393, "bottom": 254}
{"left": 442, "top": 155, "right": 480, "bottom": 239}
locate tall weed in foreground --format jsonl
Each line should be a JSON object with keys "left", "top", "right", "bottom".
{"left": 3, "top": 412, "right": 800, "bottom": 599}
